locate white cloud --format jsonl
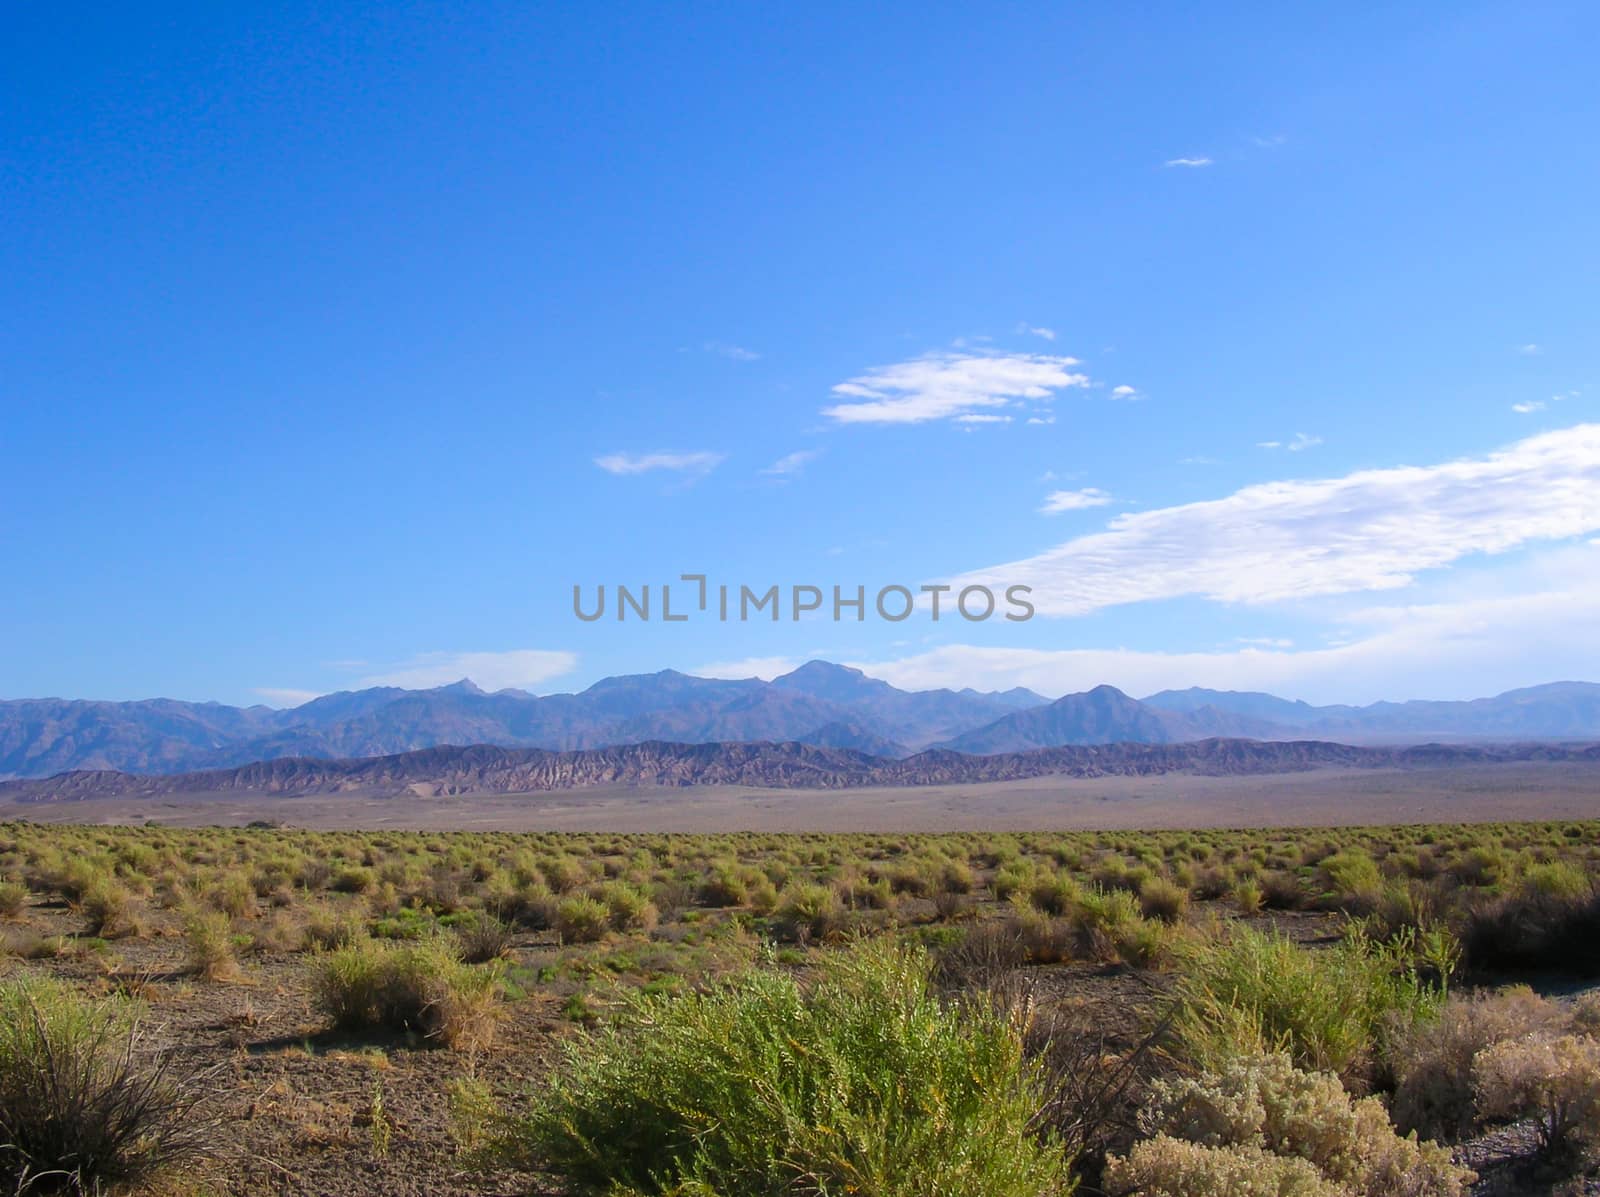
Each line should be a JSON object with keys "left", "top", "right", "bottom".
{"left": 1040, "top": 487, "right": 1113, "bottom": 514}
{"left": 823, "top": 351, "right": 1090, "bottom": 425}
{"left": 358, "top": 649, "right": 578, "bottom": 692}
{"left": 1110, "top": 384, "right": 1140, "bottom": 400}
{"left": 761, "top": 449, "right": 821, "bottom": 478}
{"left": 694, "top": 656, "right": 802, "bottom": 681}
{"left": 594, "top": 451, "right": 725, "bottom": 476}
{"left": 1259, "top": 433, "right": 1321, "bottom": 452}
{"left": 1513, "top": 401, "right": 1547, "bottom": 414}
{"left": 1165, "top": 156, "right": 1213, "bottom": 168}
{"left": 852, "top": 545, "right": 1600, "bottom": 704}
{"left": 254, "top": 687, "right": 322, "bottom": 708}
{"left": 1518, "top": 343, "right": 1542, "bottom": 356}
{"left": 949, "top": 423, "right": 1600, "bottom": 617}
{"left": 704, "top": 341, "right": 759, "bottom": 361}
{"left": 1017, "top": 323, "right": 1057, "bottom": 341}
{"left": 955, "top": 413, "right": 1012, "bottom": 425}
{"left": 1250, "top": 134, "right": 1287, "bottom": 148}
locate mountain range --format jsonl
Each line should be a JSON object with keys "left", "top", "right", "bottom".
{"left": 2, "top": 662, "right": 1598, "bottom": 781}
{"left": 6, "top": 738, "right": 1598, "bottom": 804}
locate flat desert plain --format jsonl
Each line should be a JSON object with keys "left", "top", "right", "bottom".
{"left": 4, "top": 760, "right": 1598, "bottom": 831}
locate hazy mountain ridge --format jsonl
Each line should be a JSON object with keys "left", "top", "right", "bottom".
{"left": 0, "top": 663, "right": 1026, "bottom": 779}
{"left": 3, "top": 667, "right": 1598, "bottom": 781}
{"left": 6, "top": 738, "right": 1598, "bottom": 803}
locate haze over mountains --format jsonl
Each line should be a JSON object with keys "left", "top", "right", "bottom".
{"left": 2, "top": 661, "right": 1598, "bottom": 781}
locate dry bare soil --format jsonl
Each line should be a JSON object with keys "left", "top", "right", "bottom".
{"left": 5, "top": 761, "right": 1597, "bottom": 832}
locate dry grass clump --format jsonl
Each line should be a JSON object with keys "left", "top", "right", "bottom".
{"left": 1474, "top": 1032, "right": 1600, "bottom": 1167}
{"left": 1389, "top": 985, "right": 1566, "bottom": 1141}
{"left": 313, "top": 934, "right": 503, "bottom": 1050}
{"left": 184, "top": 908, "right": 241, "bottom": 980}
{"left": 0, "top": 977, "right": 212, "bottom": 1195}
{"left": 0, "top": 879, "right": 29, "bottom": 919}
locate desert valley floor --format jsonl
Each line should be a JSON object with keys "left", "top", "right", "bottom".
{"left": 6, "top": 760, "right": 1598, "bottom": 832}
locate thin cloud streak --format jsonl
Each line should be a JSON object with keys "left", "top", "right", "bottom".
{"left": 823, "top": 351, "right": 1090, "bottom": 425}
{"left": 950, "top": 423, "right": 1600, "bottom": 616}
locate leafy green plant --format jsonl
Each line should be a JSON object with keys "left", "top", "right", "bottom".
{"left": 486, "top": 941, "right": 1074, "bottom": 1196}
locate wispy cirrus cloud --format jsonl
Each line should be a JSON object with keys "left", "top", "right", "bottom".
{"left": 950, "top": 423, "right": 1600, "bottom": 617}
{"left": 1258, "top": 432, "right": 1322, "bottom": 452}
{"left": 703, "top": 340, "right": 760, "bottom": 361}
{"left": 357, "top": 649, "right": 578, "bottom": 692}
{"left": 1110, "top": 384, "right": 1140, "bottom": 400}
{"left": 1513, "top": 400, "right": 1547, "bottom": 414}
{"left": 1164, "top": 156, "right": 1213, "bottom": 168}
{"left": 594, "top": 450, "right": 725, "bottom": 476}
{"left": 1039, "top": 487, "right": 1113, "bottom": 514}
{"left": 1016, "top": 323, "right": 1057, "bottom": 341}
{"left": 823, "top": 351, "right": 1090, "bottom": 425}
{"left": 761, "top": 449, "right": 821, "bottom": 479}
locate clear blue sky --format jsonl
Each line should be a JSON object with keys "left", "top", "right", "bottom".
{"left": 4, "top": 2, "right": 1598, "bottom": 706}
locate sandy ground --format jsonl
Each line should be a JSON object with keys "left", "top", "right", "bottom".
{"left": 6, "top": 761, "right": 1598, "bottom": 832}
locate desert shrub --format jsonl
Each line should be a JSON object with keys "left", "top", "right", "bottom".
{"left": 1517, "top": 861, "right": 1590, "bottom": 901}
{"left": 1461, "top": 888, "right": 1600, "bottom": 975}
{"left": 554, "top": 896, "right": 611, "bottom": 944}
{"left": 209, "top": 872, "right": 255, "bottom": 919}
{"left": 1570, "top": 991, "right": 1600, "bottom": 1036}
{"left": 0, "top": 978, "right": 210, "bottom": 1194}
{"left": 313, "top": 934, "right": 502, "bottom": 1050}
{"left": 80, "top": 880, "right": 139, "bottom": 938}
{"left": 1029, "top": 872, "right": 1081, "bottom": 917}
{"left": 773, "top": 882, "right": 844, "bottom": 943}
{"left": 453, "top": 913, "right": 515, "bottom": 964}
{"left": 331, "top": 866, "right": 376, "bottom": 894}
{"left": 1390, "top": 986, "right": 1565, "bottom": 1141}
{"left": 1232, "top": 876, "right": 1264, "bottom": 915}
{"left": 1026, "top": 1000, "right": 1169, "bottom": 1190}
{"left": 697, "top": 868, "right": 747, "bottom": 908}
{"left": 0, "top": 880, "right": 26, "bottom": 919}
{"left": 1171, "top": 927, "right": 1441, "bottom": 1083}
{"left": 1109, "top": 1052, "right": 1472, "bottom": 1197}
{"left": 1106, "top": 1137, "right": 1342, "bottom": 1197}
{"left": 1139, "top": 877, "right": 1189, "bottom": 924}
{"left": 485, "top": 940, "right": 1074, "bottom": 1196}
{"left": 1474, "top": 1032, "right": 1600, "bottom": 1166}
{"left": 1259, "top": 871, "right": 1306, "bottom": 910}
{"left": 934, "top": 920, "right": 1028, "bottom": 993}
{"left": 592, "top": 881, "right": 659, "bottom": 933}
{"left": 184, "top": 908, "right": 239, "bottom": 980}
{"left": 304, "top": 905, "right": 365, "bottom": 950}
{"left": 1317, "top": 850, "right": 1384, "bottom": 913}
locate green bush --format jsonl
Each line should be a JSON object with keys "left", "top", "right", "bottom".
{"left": 487, "top": 941, "right": 1074, "bottom": 1196}
{"left": 0, "top": 880, "right": 26, "bottom": 919}
{"left": 554, "top": 895, "right": 611, "bottom": 944}
{"left": 1171, "top": 927, "right": 1441, "bottom": 1083}
{"left": 0, "top": 978, "right": 209, "bottom": 1194}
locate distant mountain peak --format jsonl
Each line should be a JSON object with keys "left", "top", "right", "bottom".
{"left": 434, "top": 678, "right": 486, "bottom": 696}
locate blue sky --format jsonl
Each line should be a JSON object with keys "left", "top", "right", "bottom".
{"left": 4, "top": 2, "right": 1598, "bottom": 707}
